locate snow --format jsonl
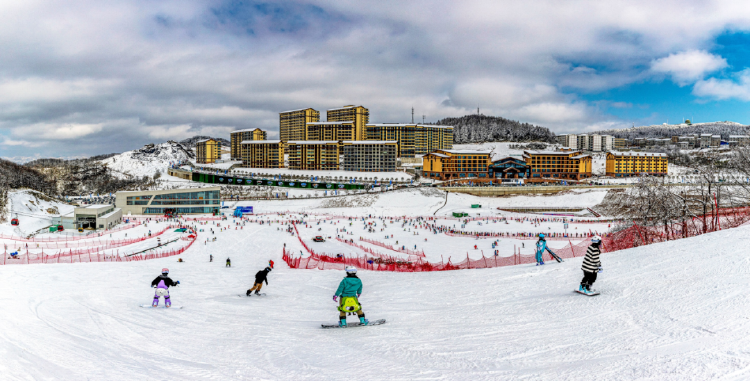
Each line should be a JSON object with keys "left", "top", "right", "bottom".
{"left": 1, "top": 190, "right": 75, "bottom": 236}
{"left": 2, "top": 184, "right": 749, "bottom": 379}
{"left": 101, "top": 141, "right": 194, "bottom": 180}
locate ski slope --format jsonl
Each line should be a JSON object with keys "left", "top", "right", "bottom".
{"left": 0, "top": 212, "right": 749, "bottom": 379}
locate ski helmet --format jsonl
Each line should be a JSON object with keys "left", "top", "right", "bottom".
{"left": 591, "top": 235, "right": 602, "bottom": 243}
{"left": 345, "top": 266, "right": 357, "bottom": 274}
{"left": 539, "top": 233, "right": 545, "bottom": 239}
{"left": 265, "top": 266, "right": 272, "bottom": 272}
{"left": 161, "top": 268, "right": 169, "bottom": 274}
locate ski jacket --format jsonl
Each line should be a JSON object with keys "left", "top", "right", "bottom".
{"left": 255, "top": 268, "right": 270, "bottom": 285}
{"left": 151, "top": 275, "right": 178, "bottom": 288}
{"left": 581, "top": 244, "right": 601, "bottom": 272}
{"left": 335, "top": 275, "right": 363, "bottom": 297}
{"left": 535, "top": 239, "right": 555, "bottom": 256}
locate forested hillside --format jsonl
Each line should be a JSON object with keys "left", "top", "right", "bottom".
{"left": 179, "top": 136, "right": 230, "bottom": 148}
{"left": 595, "top": 121, "right": 750, "bottom": 140}
{"left": 435, "top": 115, "right": 556, "bottom": 143}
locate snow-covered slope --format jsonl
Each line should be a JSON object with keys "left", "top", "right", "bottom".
{"left": 100, "top": 141, "right": 194, "bottom": 179}
{"left": 0, "top": 215, "right": 749, "bottom": 379}
{"left": 0, "top": 189, "right": 74, "bottom": 236}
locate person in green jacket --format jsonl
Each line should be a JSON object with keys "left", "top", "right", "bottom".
{"left": 333, "top": 266, "right": 368, "bottom": 326}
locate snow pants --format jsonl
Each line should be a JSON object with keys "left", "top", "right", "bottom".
{"left": 581, "top": 271, "right": 597, "bottom": 290}
{"left": 153, "top": 289, "right": 171, "bottom": 307}
{"left": 535, "top": 250, "right": 543, "bottom": 264}
{"left": 338, "top": 297, "right": 365, "bottom": 319}
{"left": 248, "top": 282, "right": 263, "bottom": 293}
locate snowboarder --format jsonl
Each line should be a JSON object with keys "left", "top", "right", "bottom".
{"left": 151, "top": 268, "right": 179, "bottom": 307}
{"left": 579, "top": 235, "right": 602, "bottom": 294}
{"left": 535, "top": 233, "right": 557, "bottom": 265}
{"left": 246, "top": 266, "right": 272, "bottom": 295}
{"left": 333, "top": 266, "right": 368, "bottom": 327}
{"left": 226, "top": 257, "right": 231, "bottom": 267}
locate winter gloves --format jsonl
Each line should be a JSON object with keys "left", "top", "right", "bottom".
{"left": 333, "top": 295, "right": 338, "bottom": 302}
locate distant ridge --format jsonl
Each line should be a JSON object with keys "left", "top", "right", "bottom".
{"left": 179, "top": 135, "right": 230, "bottom": 148}
{"left": 434, "top": 114, "right": 556, "bottom": 144}
{"left": 593, "top": 121, "right": 750, "bottom": 140}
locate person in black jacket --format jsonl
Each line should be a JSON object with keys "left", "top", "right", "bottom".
{"left": 226, "top": 257, "right": 231, "bottom": 267}
{"left": 151, "top": 268, "right": 180, "bottom": 307}
{"left": 580, "top": 236, "right": 602, "bottom": 294}
{"left": 246, "top": 266, "right": 272, "bottom": 296}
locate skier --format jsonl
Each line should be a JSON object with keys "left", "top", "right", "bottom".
{"left": 535, "top": 233, "right": 556, "bottom": 266}
{"left": 226, "top": 257, "right": 231, "bottom": 267}
{"left": 210, "top": 254, "right": 213, "bottom": 262}
{"left": 246, "top": 266, "right": 272, "bottom": 296}
{"left": 579, "top": 235, "right": 602, "bottom": 294}
{"left": 150, "top": 268, "right": 179, "bottom": 307}
{"left": 332, "top": 266, "right": 368, "bottom": 327}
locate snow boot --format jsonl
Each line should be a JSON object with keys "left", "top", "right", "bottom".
{"left": 254, "top": 291, "right": 260, "bottom": 295}
{"left": 339, "top": 319, "right": 347, "bottom": 327}
{"left": 359, "top": 317, "right": 369, "bottom": 326}
{"left": 165, "top": 295, "right": 172, "bottom": 307}
{"left": 579, "top": 284, "right": 585, "bottom": 292}
{"left": 246, "top": 290, "right": 251, "bottom": 296}
{"left": 152, "top": 296, "right": 159, "bottom": 307}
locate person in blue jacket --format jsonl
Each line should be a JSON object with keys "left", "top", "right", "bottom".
{"left": 535, "top": 233, "right": 556, "bottom": 266}
{"left": 333, "top": 266, "right": 368, "bottom": 327}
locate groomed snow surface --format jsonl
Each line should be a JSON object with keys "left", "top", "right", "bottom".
{"left": 1, "top": 188, "right": 748, "bottom": 380}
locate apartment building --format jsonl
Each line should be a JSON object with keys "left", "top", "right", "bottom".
{"left": 240, "top": 140, "right": 285, "bottom": 168}
{"left": 327, "top": 105, "right": 369, "bottom": 140}
{"left": 729, "top": 135, "right": 750, "bottom": 146}
{"left": 557, "top": 134, "right": 578, "bottom": 149}
{"left": 286, "top": 141, "right": 341, "bottom": 170}
{"left": 280, "top": 108, "right": 320, "bottom": 141}
{"left": 522, "top": 150, "right": 592, "bottom": 183}
{"left": 305, "top": 122, "right": 355, "bottom": 141}
{"left": 614, "top": 138, "right": 626, "bottom": 149}
{"left": 605, "top": 151, "right": 668, "bottom": 177}
{"left": 230, "top": 128, "right": 266, "bottom": 160}
{"left": 711, "top": 135, "right": 721, "bottom": 147}
{"left": 341, "top": 141, "right": 397, "bottom": 172}
{"left": 196, "top": 139, "right": 221, "bottom": 164}
{"left": 422, "top": 149, "right": 491, "bottom": 181}
{"left": 365, "top": 124, "right": 453, "bottom": 157}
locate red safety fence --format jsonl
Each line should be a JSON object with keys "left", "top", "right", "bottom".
{"left": 0, "top": 230, "right": 197, "bottom": 265}
{"left": 357, "top": 237, "right": 426, "bottom": 257}
{"left": 335, "top": 238, "right": 424, "bottom": 261}
{"left": 443, "top": 231, "right": 604, "bottom": 241}
{"left": 3, "top": 225, "right": 178, "bottom": 250}
{"left": 603, "top": 207, "right": 750, "bottom": 252}
{"left": 283, "top": 238, "right": 593, "bottom": 272}
{"left": 0, "top": 222, "right": 143, "bottom": 243}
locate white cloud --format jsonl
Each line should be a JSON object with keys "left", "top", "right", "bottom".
{"left": 651, "top": 50, "right": 728, "bottom": 85}
{"left": 693, "top": 69, "right": 750, "bottom": 101}
{"left": 12, "top": 123, "right": 104, "bottom": 140}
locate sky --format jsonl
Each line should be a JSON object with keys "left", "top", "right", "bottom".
{"left": 3, "top": 0, "right": 750, "bottom": 161}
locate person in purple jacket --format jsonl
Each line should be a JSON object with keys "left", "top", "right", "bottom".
{"left": 151, "top": 268, "right": 179, "bottom": 307}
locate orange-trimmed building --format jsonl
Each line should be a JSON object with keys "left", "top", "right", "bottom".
{"left": 422, "top": 149, "right": 492, "bottom": 181}
{"left": 523, "top": 150, "right": 592, "bottom": 183}
{"left": 605, "top": 151, "right": 668, "bottom": 177}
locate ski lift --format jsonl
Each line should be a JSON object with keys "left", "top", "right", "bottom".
{"left": 11, "top": 214, "right": 19, "bottom": 226}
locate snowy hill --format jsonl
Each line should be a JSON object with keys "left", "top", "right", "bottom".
{"left": 595, "top": 121, "right": 750, "bottom": 140}
{"left": 0, "top": 211, "right": 749, "bottom": 379}
{"left": 179, "top": 135, "right": 230, "bottom": 149}
{"left": 0, "top": 189, "right": 74, "bottom": 236}
{"left": 100, "top": 141, "right": 194, "bottom": 179}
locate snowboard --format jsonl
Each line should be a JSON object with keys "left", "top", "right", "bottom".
{"left": 140, "top": 305, "right": 184, "bottom": 309}
{"left": 321, "top": 319, "right": 386, "bottom": 329}
{"left": 574, "top": 290, "right": 600, "bottom": 296}
{"left": 238, "top": 293, "right": 266, "bottom": 297}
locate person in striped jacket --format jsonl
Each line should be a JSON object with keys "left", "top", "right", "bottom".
{"left": 580, "top": 235, "right": 602, "bottom": 294}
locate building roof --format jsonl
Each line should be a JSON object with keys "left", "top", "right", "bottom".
{"left": 286, "top": 140, "right": 339, "bottom": 145}
{"left": 279, "top": 108, "right": 316, "bottom": 114}
{"left": 438, "top": 149, "right": 491, "bottom": 154}
{"left": 116, "top": 186, "right": 221, "bottom": 195}
{"left": 341, "top": 140, "right": 398, "bottom": 145}
{"left": 231, "top": 128, "right": 263, "bottom": 133}
{"left": 523, "top": 150, "right": 580, "bottom": 155}
{"left": 425, "top": 153, "right": 450, "bottom": 158}
{"left": 729, "top": 135, "right": 749, "bottom": 138}
{"left": 492, "top": 156, "right": 527, "bottom": 163}
{"left": 241, "top": 140, "right": 282, "bottom": 144}
{"left": 81, "top": 204, "right": 113, "bottom": 209}
{"left": 571, "top": 154, "right": 591, "bottom": 159}
{"left": 327, "top": 105, "right": 361, "bottom": 111}
{"left": 196, "top": 139, "right": 215, "bottom": 143}
{"left": 608, "top": 151, "right": 668, "bottom": 157}
{"left": 306, "top": 122, "right": 353, "bottom": 125}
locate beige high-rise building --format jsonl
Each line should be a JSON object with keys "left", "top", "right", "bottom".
{"left": 286, "top": 141, "right": 341, "bottom": 170}
{"left": 365, "top": 124, "right": 453, "bottom": 157}
{"left": 196, "top": 139, "right": 221, "bottom": 164}
{"left": 240, "top": 140, "right": 284, "bottom": 168}
{"left": 230, "top": 128, "right": 266, "bottom": 160}
{"left": 327, "top": 106, "right": 369, "bottom": 140}
{"left": 280, "top": 108, "right": 320, "bottom": 141}
{"left": 305, "top": 122, "right": 355, "bottom": 141}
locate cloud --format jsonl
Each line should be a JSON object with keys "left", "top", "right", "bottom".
{"left": 1, "top": 1, "right": 750, "bottom": 157}
{"left": 651, "top": 50, "right": 728, "bottom": 85}
{"left": 693, "top": 69, "right": 750, "bottom": 101}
